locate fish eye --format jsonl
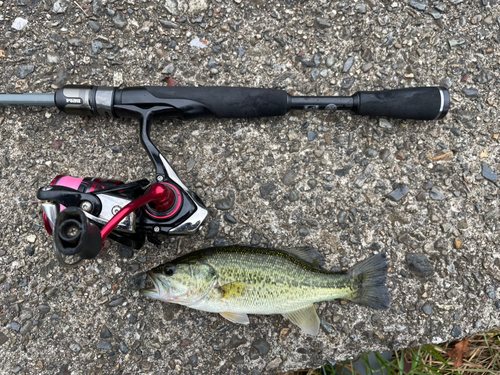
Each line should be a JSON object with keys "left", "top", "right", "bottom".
{"left": 164, "top": 266, "right": 175, "bottom": 276}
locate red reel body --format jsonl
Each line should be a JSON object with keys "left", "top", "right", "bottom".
{"left": 43, "top": 175, "right": 124, "bottom": 235}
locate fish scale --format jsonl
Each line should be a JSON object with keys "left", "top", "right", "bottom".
{"left": 197, "top": 249, "right": 353, "bottom": 314}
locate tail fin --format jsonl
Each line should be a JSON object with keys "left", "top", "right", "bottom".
{"left": 346, "top": 253, "right": 390, "bottom": 310}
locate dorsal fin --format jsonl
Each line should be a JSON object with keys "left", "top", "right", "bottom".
{"left": 281, "top": 247, "right": 325, "bottom": 268}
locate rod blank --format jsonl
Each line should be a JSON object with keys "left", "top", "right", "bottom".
{"left": 0, "top": 93, "right": 55, "bottom": 107}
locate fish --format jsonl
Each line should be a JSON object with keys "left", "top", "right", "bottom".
{"left": 140, "top": 246, "right": 390, "bottom": 335}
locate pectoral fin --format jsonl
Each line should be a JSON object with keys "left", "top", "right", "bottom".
{"left": 282, "top": 305, "right": 320, "bottom": 336}
{"left": 220, "top": 312, "right": 250, "bottom": 325}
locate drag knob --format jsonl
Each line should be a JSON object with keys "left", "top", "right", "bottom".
{"left": 145, "top": 183, "right": 182, "bottom": 219}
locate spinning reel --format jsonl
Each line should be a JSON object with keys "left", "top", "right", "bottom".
{"left": 37, "top": 111, "right": 207, "bottom": 268}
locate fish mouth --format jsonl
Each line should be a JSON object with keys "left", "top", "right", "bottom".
{"left": 139, "top": 272, "right": 160, "bottom": 297}
{"left": 139, "top": 272, "right": 171, "bottom": 301}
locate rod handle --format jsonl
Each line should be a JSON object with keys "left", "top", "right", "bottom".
{"left": 145, "top": 86, "right": 289, "bottom": 118}
{"left": 352, "top": 87, "right": 449, "bottom": 120}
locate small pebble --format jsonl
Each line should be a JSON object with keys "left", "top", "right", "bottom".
{"left": 298, "top": 227, "right": 309, "bottom": 237}
{"left": 89, "top": 20, "right": 100, "bottom": 32}
{"left": 342, "top": 57, "right": 354, "bottom": 73}
{"left": 462, "top": 88, "right": 478, "bottom": 98}
{"left": 25, "top": 247, "right": 35, "bottom": 256}
{"left": 429, "top": 10, "right": 442, "bottom": 19}
{"left": 451, "top": 326, "right": 462, "bottom": 337}
{"left": 406, "top": 254, "right": 434, "bottom": 277}
{"left": 97, "top": 341, "right": 112, "bottom": 350}
{"left": 205, "top": 218, "right": 220, "bottom": 239}
{"left": 395, "top": 150, "right": 406, "bottom": 160}
{"left": 100, "top": 326, "right": 112, "bottom": 338}
{"left": 113, "top": 13, "right": 128, "bottom": 29}
{"left": 68, "top": 38, "right": 83, "bottom": 47}
{"left": 423, "top": 182, "right": 434, "bottom": 190}
{"left": 365, "top": 148, "right": 378, "bottom": 158}
{"left": 160, "top": 19, "right": 179, "bottom": 29}
{"left": 38, "top": 305, "right": 50, "bottom": 313}
{"left": 288, "top": 190, "right": 299, "bottom": 202}
{"left": 266, "top": 357, "right": 282, "bottom": 371}
{"left": 378, "top": 149, "right": 390, "bottom": 161}
{"left": 188, "top": 354, "right": 198, "bottom": 367}
{"left": 415, "top": 191, "right": 426, "bottom": 201}
{"left": 154, "top": 350, "right": 162, "bottom": 360}
{"left": 282, "top": 170, "right": 297, "bottom": 186}
{"left": 11, "top": 322, "right": 21, "bottom": 332}
{"left": 252, "top": 338, "right": 270, "bottom": 356}
{"left": 311, "top": 69, "right": 320, "bottom": 82}
{"left": 341, "top": 77, "right": 355, "bottom": 89}
{"left": 387, "top": 185, "right": 409, "bottom": 202}
{"left": 485, "top": 285, "right": 496, "bottom": 299}
{"left": 430, "top": 187, "right": 444, "bottom": 200}
{"left": 316, "top": 17, "right": 330, "bottom": 29}
{"left": 12, "top": 17, "right": 28, "bottom": 30}
{"left": 482, "top": 163, "right": 498, "bottom": 182}
{"left": 215, "top": 191, "right": 234, "bottom": 211}
{"left": 119, "top": 341, "right": 128, "bottom": 353}
{"left": 422, "top": 305, "right": 432, "bottom": 315}
{"left": 335, "top": 166, "right": 352, "bottom": 177}
{"left": 307, "top": 179, "right": 317, "bottom": 189}
{"left": 410, "top": 0, "right": 426, "bottom": 10}
{"left": 223, "top": 213, "right": 237, "bottom": 224}
{"left": 307, "top": 131, "right": 318, "bottom": 141}
{"left": 379, "top": 118, "right": 392, "bottom": 129}
{"left": 108, "top": 297, "right": 125, "bottom": 307}
{"left": 356, "top": 3, "right": 366, "bottom": 13}
{"left": 260, "top": 183, "right": 276, "bottom": 199}
{"left": 92, "top": 41, "right": 104, "bottom": 54}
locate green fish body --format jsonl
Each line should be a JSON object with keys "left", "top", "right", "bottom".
{"left": 140, "top": 246, "right": 390, "bottom": 335}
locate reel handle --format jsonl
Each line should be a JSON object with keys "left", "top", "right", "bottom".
{"left": 52, "top": 183, "right": 175, "bottom": 267}
{"left": 53, "top": 208, "right": 102, "bottom": 265}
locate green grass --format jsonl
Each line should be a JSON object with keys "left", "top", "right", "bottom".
{"left": 287, "top": 329, "right": 500, "bottom": 375}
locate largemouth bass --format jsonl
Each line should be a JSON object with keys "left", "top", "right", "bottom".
{"left": 140, "top": 246, "right": 390, "bottom": 335}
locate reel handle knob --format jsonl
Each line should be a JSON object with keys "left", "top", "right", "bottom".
{"left": 53, "top": 207, "right": 102, "bottom": 259}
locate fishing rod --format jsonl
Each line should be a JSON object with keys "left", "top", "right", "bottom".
{"left": 0, "top": 85, "right": 450, "bottom": 267}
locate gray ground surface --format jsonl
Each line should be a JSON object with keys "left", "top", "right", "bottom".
{"left": 1, "top": 0, "right": 500, "bottom": 374}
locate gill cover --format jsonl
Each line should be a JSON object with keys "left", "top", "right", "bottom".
{"left": 140, "top": 262, "right": 217, "bottom": 306}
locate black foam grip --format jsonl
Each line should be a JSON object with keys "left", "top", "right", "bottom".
{"left": 353, "top": 87, "right": 449, "bottom": 120}
{"left": 146, "top": 86, "right": 289, "bottom": 118}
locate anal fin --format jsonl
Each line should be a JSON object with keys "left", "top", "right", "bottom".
{"left": 282, "top": 305, "right": 320, "bottom": 336}
{"left": 220, "top": 312, "right": 250, "bottom": 325}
